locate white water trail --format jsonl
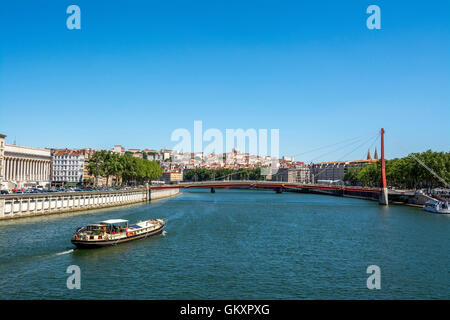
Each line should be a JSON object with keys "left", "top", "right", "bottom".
{"left": 162, "top": 230, "right": 167, "bottom": 236}
{"left": 55, "top": 249, "right": 74, "bottom": 256}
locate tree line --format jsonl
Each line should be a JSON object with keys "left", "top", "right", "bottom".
{"left": 87, "top": 151, "right": 162, "bottom": 186}
{"left": 344, "top": 150, "right": 450, "bottom": 189}
{"left": 183, "top": 168, "right": 263, "bottom": 181}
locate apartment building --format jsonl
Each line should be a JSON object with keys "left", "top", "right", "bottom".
{"left": 52, "top": 149, "right": 85, "bottom": 186}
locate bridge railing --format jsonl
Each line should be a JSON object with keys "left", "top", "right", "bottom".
{"left": 151, "top": 180, "right": 381, "bottom": 191}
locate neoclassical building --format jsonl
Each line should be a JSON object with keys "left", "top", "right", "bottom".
{"left": 0, "top": 134, "right": 6, "bottom": 189}
{"left": 3, "top": 144, "right": 52, "bottom": 189}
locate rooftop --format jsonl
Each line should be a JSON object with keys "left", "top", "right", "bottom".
{"left": 100, "top": 219, "right": 128, "bottom": 224}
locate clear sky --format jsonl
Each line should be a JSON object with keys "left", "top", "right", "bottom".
{"left": 0, "top": 0, "right": 449, "bottom": 162}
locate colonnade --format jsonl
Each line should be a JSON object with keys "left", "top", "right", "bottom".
{"left": 4, "top": 157, "right": 51, "bottom": 185}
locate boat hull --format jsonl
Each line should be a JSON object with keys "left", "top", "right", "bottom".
{"left": 424, "top": 205, "right": 450, "bottom": 214}
{"left": 71, "top": 225, "right": 164, "bottom": 248}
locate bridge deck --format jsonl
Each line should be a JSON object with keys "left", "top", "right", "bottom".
{"left": 149, "top": 181, "right": 382, "bottom": 194}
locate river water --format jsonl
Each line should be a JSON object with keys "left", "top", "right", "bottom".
{"left": 0, "top": 190, "right": 448, "bottom": 299}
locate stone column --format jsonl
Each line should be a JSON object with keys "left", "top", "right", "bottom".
{"left": 39, "top": 161, "right": 43, "bottom": 182}
{"left": 25, "top": 160, "right": 29, "bottom": 182}
{"left": 9, "top": 158, "right": 13, "bottom": 181}
{"left": 21, "top": 159, "right": 25, "bottom": 186}
{"left": 4, "top": 158, "right": 8, "bottom": 181}
{"left": 16, "top": 158, "right": 19, "bottom": 183}
{"left": 28, "top": 160, "right": 32, "bottom": 182}
{"left": 22, "top": 160, "right": 26, "bottom": 182}
{"left": 25, "top": 160, "right": 28, "bottom": 183}
{"left": 12, "top": 158, "right": 16, "bottom": 183}
{"left": 21, "top": 159, "right": 24, "bottom": 182}
{"left": 33, "top": 160, "right": 36, "bottom": 181}
{"left": 23, "top": 160, "right": 27, "bottom": 182}
{"left": 18, "top": 159, "right": 22, "bottom": 185}
{"left": 17, "top": 159, "right": 20, "bottom": 182}
{"left": 4, "top": 158, "right": 7, "bottom": 180}
{"left": 28, "top": 160, "right": 32, "bottom": 181}
{"left": 15, "top": 159, "right": 19, "bottom": 182}
{"left": 3, "top": 158, "right": 6, "bottom": 181}
{"left": 45, "top": 161, "right": 49, "bottom": 185}
{"left": 36, "top": 161, "right": 40, "bottom": 182}
{"left": 35, "top": 161, "right": 38, "bottom": 182}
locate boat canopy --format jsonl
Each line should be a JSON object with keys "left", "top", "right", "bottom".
{"left": 100, "top": 219, "right": 128, "bottom": 224}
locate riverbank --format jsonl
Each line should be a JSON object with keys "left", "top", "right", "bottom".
{"left": 150, "top": 188, "right": 179, "bottom": 201}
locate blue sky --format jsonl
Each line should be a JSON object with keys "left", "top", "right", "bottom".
{"left": 0, "top": 0, "right": 449, "bottom": 162}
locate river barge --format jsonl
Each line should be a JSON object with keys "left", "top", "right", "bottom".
{"left": 71, "top": 218, "right": 167, "bottom": 248}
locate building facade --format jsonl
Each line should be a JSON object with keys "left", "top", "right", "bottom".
{"left": 311, "top": 159, "right": 378, "bottom": 182}
{"left": 162, "top": 171, "right": 183, "bottom": 184}
{"left": 52, "top": 149, "right": 85, "bottom": 186}
{"left": 272, "top": 167, "right": 311, "bottom": 184}
{"left": 111, "top": 145, "right": 125, "bottom": 155}
{"left": 0, "top": 134, "right": 6, "bottom": 189}
{"left": 3, "top": 144, "right": 52, "bottom": 189}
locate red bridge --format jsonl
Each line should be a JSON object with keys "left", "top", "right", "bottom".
{"left": 149, "top": 128, "right": 394, "bottom": 204}
{"left": 149, "top": 180, "right": 380, "bottom": 193}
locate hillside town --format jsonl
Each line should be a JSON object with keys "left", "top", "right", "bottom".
{"left": 0, "top": 132, "right": 380, "bottom": 191}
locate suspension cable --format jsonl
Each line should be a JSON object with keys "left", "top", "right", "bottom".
{"left": 309, "top": 132, "right": 380, "bottom": 180}
{"left": 193, "top": 132, "right": 380, "bottom": 182}
{"left": 305, "top": 134, "right": 374, "bottom": 164}
{"left": 290, "top": 132, "right": 375, "bottom": 159}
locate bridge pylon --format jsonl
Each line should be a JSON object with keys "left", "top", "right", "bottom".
{"left": 379, "top": 128, "right": 389, "bottom": 205}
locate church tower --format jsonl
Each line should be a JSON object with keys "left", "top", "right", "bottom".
{"left": 367, "top": 149, "right": 372, "bottom": 160}
{"left": 374, "top": 147, "right": 378, "bottom": 160}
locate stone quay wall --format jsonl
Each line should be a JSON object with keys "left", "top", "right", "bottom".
{"left": 150, "top": 188, "right": 179, "bottom": 200}
{"left": 0, "top": 188, "right": 180, "bottom": 220}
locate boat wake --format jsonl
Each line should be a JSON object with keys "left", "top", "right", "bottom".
{"left": 162, "top": 230, "right": 167, "bottom": 236}
{"left": 55, "top": 249, "right": 74, "bottom": 256}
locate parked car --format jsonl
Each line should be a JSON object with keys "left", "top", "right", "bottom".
{"left": 0, "top": 190, "right": 9, "bottom": 195}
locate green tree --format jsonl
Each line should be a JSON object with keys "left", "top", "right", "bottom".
{"left": 88, "top": 151, "right": 163, "bottom": 187}
{"left": 87, "top": 150, "right": 109, "bottom": 187}
{"left": 343, "top": 150, "right": 450, "bottom": 189}
{"left": 343, "top": 167, "right": 360, "bottom": 185}
{"left": 105, "top": 152, "right": 123, "bottom": 186}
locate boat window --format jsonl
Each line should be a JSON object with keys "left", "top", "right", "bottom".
{"left": 86, "top": 225, "right": 102, "bottom": 231}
